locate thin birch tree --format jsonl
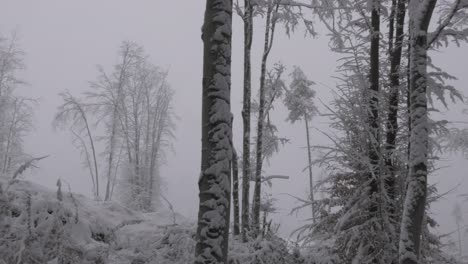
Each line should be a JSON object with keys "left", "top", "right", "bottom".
{"left": 283, "top": 66, "right": 317, "bottom": 222}
{"left": 252, "top": 0, "right": 281, "bottom": 236}
{"left": 54, "top": 91, "right": 100, "bottom": 199}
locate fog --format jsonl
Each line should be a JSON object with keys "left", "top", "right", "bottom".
{"left": 1, "top": 0, "right": 467, "bottom": 245}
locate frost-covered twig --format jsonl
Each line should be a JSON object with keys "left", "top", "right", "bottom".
{"left": 5, "top": 155, "right": 49, "bottom": 192}
{"left": 11, "top": 155, "right": 48, "bottom": 181}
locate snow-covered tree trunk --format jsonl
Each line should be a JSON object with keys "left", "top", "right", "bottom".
{"left": 399, "top": 1, "right": 437, "bottom": 263}
{"left": 71, "top": 129, "right": 97, "bottom": 195}
{"left": 241, "top": 0, "right": 253, "bottom": 242}
{"left": 132, "top": 93, "right": 142, "bottom": 208}
{"left": 0, "top": 36, "right": 32, "bottom": 177}
{"left": 147, "top": 97, "right": 169, "bottom": 209}
{"left": 195, "top": 0, "right": 233, "bottom": 263}
{"left": 104, "top": 46, "right": 129, "bottom": 201}
{"left": 79, "top": 104, "right": 100, "bottom": 199}
{"left": 104, "top": 108, "right": 118, "bottom": 201}
{"left": 147, "top": 110, "right": 162, "bottom": 210}
{"left": 54, "top": 92, "right": 100, "bottom": 199}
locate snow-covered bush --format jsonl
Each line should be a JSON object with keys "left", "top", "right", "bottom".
{"left": 229, "top": 234, "right": 299, "bottom": 264}
{"left": 0, "top": 183, "right": 78, "bottom": 263}
{"left": 0, "top": 179, "right": 301, "bottom": 264}
{"left": 0, "top": 179, "right": 137, "bottom": 263}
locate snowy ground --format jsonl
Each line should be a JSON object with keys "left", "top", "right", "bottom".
{"left": 0, "top": 178, "right": 300, "bottom": 264}
{"left": 0, "top": 178, "right": 196, "bottom": 263}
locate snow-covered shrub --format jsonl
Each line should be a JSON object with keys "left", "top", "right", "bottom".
{"left": 149, "top": 224, "right": 195, "bottom": 263}
{"left": 229, "top": 234, "right": 298, "bottom": 264}
{"left": 0, "top": 179, "right": 138, "bottom": 263}
{"left": 0, "top": 179, "right": 302, "bottom": 264}
{"left": 110, "top": 217, "right": 196, "bottom": 264}
{"left": 0, "top": 184, "right": 75, "bottom": 263}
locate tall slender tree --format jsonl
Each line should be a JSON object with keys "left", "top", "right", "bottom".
{"left": 283, "top": 66, "right": 317, "bottom": 222}
{"left": 399, "top": 1, "right": 437, "bottom": 263}
{"left": 252, "top": 0, "right": 280, "bottom": 236}
{"left": 241, "top": 0, "right": 254, "bottom": 242}
{"left": 54, "top": 92, "right": 100, "bottom": 199}
{"left": 368, "top": 1, "right": 382, "bottom": 262}
{"left": 385, "top": 0, "right": 406, "bottom": 220}
{"left": 57, "top": 42, "right": 175, "bottom": 209}
{"left": 0, "top": 34, "right": 34, "bottom": 177}
{"left": 101, "top": 42, "right": 136, "bottom": 201}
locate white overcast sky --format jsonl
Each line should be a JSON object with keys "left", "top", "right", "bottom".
{"left": 1, "top": 0, "right": 467, "bottom": 240}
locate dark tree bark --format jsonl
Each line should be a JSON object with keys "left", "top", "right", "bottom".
{"left": 368, "top": 1, "right": 381, "bottom": 262}
{"left": 388, "top": 0, "right": 396, "bottom": 56}
{"left": 252, "top": 1, "right": 279, "bottom": 236}
{"left": 241, "top": 0, "right": 253, "bottom": 242}
{"left": 368, "top": 0, "right": 380, "bottom": 209}
{"left": 195, "top": 0, "right": 233, "bottom": 263}
{"left": 232, "top": 147, "right": 240, "bottom": 236}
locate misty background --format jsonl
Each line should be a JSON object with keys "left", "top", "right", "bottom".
{"left": 0, "top": 0, "right": 466, "bottom": 246}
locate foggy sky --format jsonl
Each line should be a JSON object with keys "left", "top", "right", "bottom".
{"left": 1, "top": 0, "right": 467, "bottom": 242}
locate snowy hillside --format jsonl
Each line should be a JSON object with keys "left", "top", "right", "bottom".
{"left": 0, "top": 178, "right": 193, "bottom": 263}
{"left": 0, "top": 178, "right": 301, "bottom": 264}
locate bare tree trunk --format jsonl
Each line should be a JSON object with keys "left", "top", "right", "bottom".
{"left": 241, "top": 0, "right": 253, "bottom": 243}
{"left": 118, "top": 98, "right": 133, "bottom": 163}
{"left": 110, "top": 145, "right": 124, "bottom": 200}
{"left": 252, "top": 1, "right": 278, "bottom": 236}
{"left": 399, "top": 1, "right": 437, "bottom": 263}
{"left": 77, "top": 103, "right": 100, "bottom": 198}
{"left": 87, "top": 124, "right": 99, "bottom": 198}
{"left": 195, "top": 0, "right": 233, "bottom": 262}
{"left": 148, "top": 102, "right": 161, "bottom": 210}
{"left": 368, "top": 2, "right": 381, "bottom": 262}
{"left": 232, "top": 147, "right": 240, "bottom": 236}
{"left": 117, "top": 101, "right": 135, "bottom": 200}
{"left": 148, "top": 87, "right": 170, "bottom": 210}
{"left": 143, "top": 85, "right": 153, "bottom": 210}
{"left": 104, "top": 114, "right": 117, "bottom": 201}
{"left": 385, "top": 0, "right": 406, "bottom": 218}
{"left": 304, "top": 117, "right": 315, "bottom": 223}
{"left": 104, "top": 49, "right": 129, "bottom": 201}
{"left": 368, "top": 0, "right": 381, "bottom": 194}
{"left": 71, "top": 129, "right": 96, "bottom": 196}
{"left": 2, "top": 102, "right": 17, "bottom": 174}
{"left": 131, "top": 93, "right": 143, "bottom": 208}
{"left": 149, "top": 120, "right": 164, "bottom": 209}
